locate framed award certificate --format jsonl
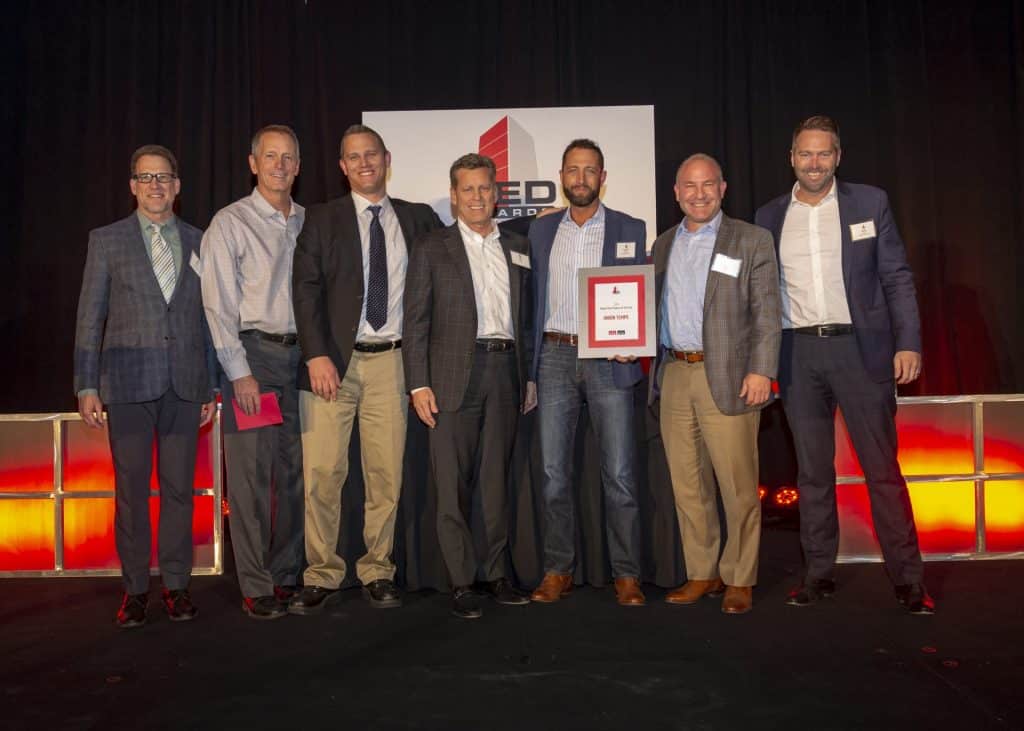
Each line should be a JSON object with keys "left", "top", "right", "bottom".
{"left": 576, "top": 264, "right": 656, "bottom": 358}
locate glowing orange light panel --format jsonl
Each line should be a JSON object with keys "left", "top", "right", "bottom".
{"left": 0, "top": 500, "right": 55, "bottom": 570}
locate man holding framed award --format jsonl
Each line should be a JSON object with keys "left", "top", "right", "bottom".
{"left": 650, "top": 153, "right": 780, "bottom": 615}
{"left": 528, "top": 139, "right": 649, "bottom": 607}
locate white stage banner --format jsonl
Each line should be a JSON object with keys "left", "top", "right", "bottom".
{"left": 363, "top": 105, "right": 656, "bottom": 252}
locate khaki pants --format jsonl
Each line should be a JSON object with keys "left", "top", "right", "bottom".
{"left": 299, "top": 349, "right": 406, "bottom": 588}
{"left": 659, "top": 359, "right": 761, "bottom": 587}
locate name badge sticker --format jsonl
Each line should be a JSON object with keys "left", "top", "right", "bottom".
{"left": 850, "top": 220, "right": 877, "bottom": 241}
{"left": 510, "top": 251, "right": 531, "bottom": 269}
{"left": 616, "top": 241, "right": 636, "bottom": 259}
{"left": 711, "top": 253, "right": 741, "bottom": 278}
{"left": 189, "top": 251, "right": 202, "bottom": 276}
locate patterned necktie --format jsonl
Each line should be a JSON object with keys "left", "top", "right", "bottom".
{"left": 366, "top": 205, "right": 388, "bottom": 331}
{"left": 149, "top": 223, "right": 176, "bottom": 303}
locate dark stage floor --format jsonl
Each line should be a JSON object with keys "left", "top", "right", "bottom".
{"left": 2, "top": 526, "right": 1022, "bottom": 731}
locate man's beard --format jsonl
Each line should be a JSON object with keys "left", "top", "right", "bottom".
{"left": 563, "top": 184, "right": 599, "bottom": 208}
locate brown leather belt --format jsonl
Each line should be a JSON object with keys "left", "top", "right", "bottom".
{"left": 543, "top": 332, "right": 578, "bottom": 346}
{"left": 669, "top": 349, "right": 704, "bottom": 363}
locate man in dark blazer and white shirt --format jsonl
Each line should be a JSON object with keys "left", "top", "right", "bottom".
{"left": 74, "top": 144, "right": 214, "bottom": 628}
{"left": 289, "top": 125, "right": 442, "bottom": 614}
{"left": 404, "top": 153, "right": 534, "bottom": 619}
{"left": 528, "top": 139, "right": 648, "bottom": 607}
{"left": 755, "top": 115, "right": 933, "bottom": 614}
{"left": 650, "top": 154, "right": 780, "bottom": 615}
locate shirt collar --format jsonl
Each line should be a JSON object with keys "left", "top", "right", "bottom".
{"left": 678, "top": 209, "right": 723, "bottom": 239}
{"left": 789, "top": 178, "right": 838, "bottom": 208}
{"left": 250, "top": 187, "right": 301, "bottom": 220}
{"left": 559, "top": 202, "right": 606, "bottom": 229}
{"left": 353, "top": 191, "right": 392, "bottom": 217}
{"left": 457, "top": 218, "right": 499, "bottom": 244}
{"left": 136, "top": 209, "right": 177, "bottom": 234}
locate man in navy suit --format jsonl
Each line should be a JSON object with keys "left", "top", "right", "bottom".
{"left": 528, "top": 139, "right": 647, "bottom": 607}
{"left": 74, "top": 144, "right": 215, "bottom": 628}
{"left": 755, "top": 116, "right": 933, "bottom": 614}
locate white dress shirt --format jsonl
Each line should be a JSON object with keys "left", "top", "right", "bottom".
{"left": 778, "top": 179, "right": 852, "bottom": 328}
{"left": 457, "top": 219, "right": 513, "bottom": 339}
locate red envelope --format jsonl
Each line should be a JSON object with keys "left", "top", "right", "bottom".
{"left": 232, "top": 392, "right": 284, "bottom": 430}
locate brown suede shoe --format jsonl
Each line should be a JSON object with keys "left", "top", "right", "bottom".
{"left": 530, "top": 573, "right": 573, "bottom": 603}
{"left": 614, "top": 577, "right": 646, "bottom": 606}
{"left": 665, "top": 578, "right": 725, "bottom": 605}
{"left": 721, "top": 585, "right": 753, "bottom": 614}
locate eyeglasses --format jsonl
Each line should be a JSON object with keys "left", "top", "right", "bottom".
{"left": 132, "top": 172, "right": 177, "bottom": 184}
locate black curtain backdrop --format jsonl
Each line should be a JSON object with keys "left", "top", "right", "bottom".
{"left": 3, "top": 1, "right": 1023, "bottom": 588}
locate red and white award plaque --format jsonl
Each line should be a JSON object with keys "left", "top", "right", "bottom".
{"left": 576, "top": 264, "right": 656, "bottom": 359}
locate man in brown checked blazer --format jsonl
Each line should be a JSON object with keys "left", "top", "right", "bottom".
{"left": 404, "top": 153, "right": 534, "bottom": 619}
{"left": 649, "top": 154, "right": 780, "bottom": 614}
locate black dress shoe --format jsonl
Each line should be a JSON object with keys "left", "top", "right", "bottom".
{"left": 785, "top": 578, "right": 836, "bottom": 606}
{"left": 242, "top": 596, "right": 287, "bottom": 620}
{"left": 484, "top": 578, "right": 529, "bottom": 606}
{"left": 162, "top": 588, "right": 198, "bottom": 622}
{"left": 895, "top": 584, "right": 936, "bottom": 615}
{"left": 287, "top": 585, "right": 339, "bottom": 615}
{"left": 274, "top": 585, "right": 298, "bottom": 603}
{"left": 116, "top": 592, "right": 148, "bottom": 629}
{"left": 363, "top": 579, "right": 402, "bottom": 609}
{"left": 451, "top": 586, "right": 482, "bottom": 619}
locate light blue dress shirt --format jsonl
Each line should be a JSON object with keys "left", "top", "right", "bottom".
{"left": 661, "top": 210, "right": 722, "bottom": 351}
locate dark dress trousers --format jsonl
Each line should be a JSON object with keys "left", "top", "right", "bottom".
{"left": 403, "top": 223, "right": 534, "bottom": 587}
{"left": 755, "top": 181, "right": 924, "bottom": 585}
{"left": 73, "top": 214, "right": 214, "bottom": 594}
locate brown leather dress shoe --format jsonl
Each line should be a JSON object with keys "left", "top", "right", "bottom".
{"left": 531, "top": 573, "right": 573, "bottom": 603}
{"left": 614, "top": 577, "right": 646, "bottom": 606}
{"left": 721, "top": 585, "right": 753, "bottom": 614}
{"left": 665, "top": 578, "right": 725, "bottom": 605}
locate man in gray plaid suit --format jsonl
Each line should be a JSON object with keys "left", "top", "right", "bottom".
{"left": 74, "top": 144, "right": 215, "bottom": 628}
{"left": 404, "top": 153, "right": 534, "bottom": 619}
{"left": 649, "top": 154, "right": 780, "bottom": 615}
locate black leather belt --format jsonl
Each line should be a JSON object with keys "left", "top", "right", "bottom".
{"left": 668, "top": 349, "right": 704, "bottom": 363}
{"left": 240, "top": 329, "right": 299, "bottom": 346}
{"left": 475, "top": 338, "right": 515, "bottom": 352}
{"left": 543, "top": 332, "right": 578, "bottom": 347}
{"left": 790, "top": 324, "right": 854, "bottom": 337}
{"left": 353, "top": 339, "right": 402, "bottom": 353}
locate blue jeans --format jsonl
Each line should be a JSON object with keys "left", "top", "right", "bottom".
{"left": 537, "top": 340, "right": 641, "bottom": 577}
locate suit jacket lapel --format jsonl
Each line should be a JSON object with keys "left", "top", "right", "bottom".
{"left": 393, "top": 199, "right": 416, "bottom": 253}
{"left": 443, "top": 224, "right": 475, "bottom": 303}
{"left": 836, "top": 182, "right": 855, "bottom": 298}
{"left": 703, "top": 216, "right": 732, "bottom": 313}
{"left": 336, "top": 196, "right": 364, "bottom": 293}
{"left": 601, "top": 209, "right": 620, "bottom": 266}
{"left": 498, "top": 232, "right": 521, "bottom": 335}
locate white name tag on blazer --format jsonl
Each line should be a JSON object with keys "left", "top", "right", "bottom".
{"left": 850, "top": 220, "right": 877, "bottom": 241}
{"left": 711, "top": 253, "right": 741, "bottom": 278}
{"left": 510, "top": 251, "right": 531, "bottom": 269}
{"left": 615, "top": 241, "right": 636, "bottom": 259}
{"left": 189, "top": 251, "right": 202, "bottom": 276}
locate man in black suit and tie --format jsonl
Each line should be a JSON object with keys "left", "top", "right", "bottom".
{"left": 755, "top": 115, "right": 933, "bottom": 614}
{"left": 404, "top": 153, "right": 534, "bottom": 619}
{"left": 74, "top": 144, "right": 214, "bottom": 628}
{"left": 289, "top": 125, "right": 442, "bottom": 614}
